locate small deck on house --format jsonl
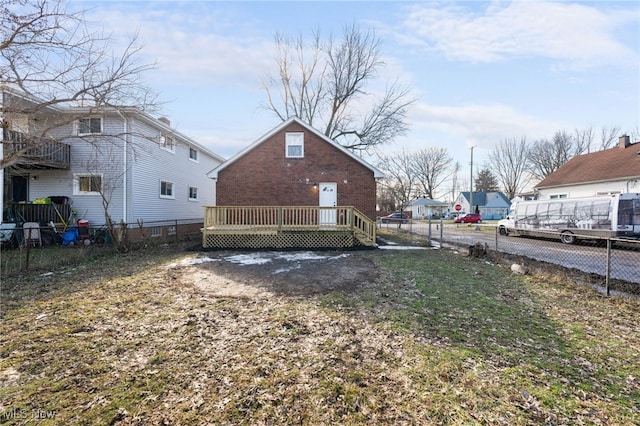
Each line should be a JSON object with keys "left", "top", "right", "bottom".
{"left": 202, "top": 206, "right": 377, "bottom": 249}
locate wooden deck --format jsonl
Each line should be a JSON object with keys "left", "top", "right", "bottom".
{"left": 202, "top": 206, "right": 377, "bottom": 249}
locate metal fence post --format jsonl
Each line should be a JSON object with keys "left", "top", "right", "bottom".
{"left": 428, "top": 218, "right": 432, "bottom": 246}
{"left": 440, "top": 218, "right": 443, "bottom": 243}
{"left": 605, "top": 238, "right": 612, "bottom": 296}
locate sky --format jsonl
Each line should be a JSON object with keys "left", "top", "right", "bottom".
{"left": 72, "top": 0, "right": 640, "bottom": 194}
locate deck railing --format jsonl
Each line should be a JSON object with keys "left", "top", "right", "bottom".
{"left": 8, "top": 203, "right": 74, "bottom": 227}
{"left": 204, "top": 206, "right": 376, "bottom": 246}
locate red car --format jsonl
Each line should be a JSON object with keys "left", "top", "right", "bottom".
{"left": 454, "top": 213, "right": 482, "bottom": 223}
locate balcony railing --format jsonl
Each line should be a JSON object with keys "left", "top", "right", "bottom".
{"left": 3, "top": 140, "right": 71, "bottom": 169}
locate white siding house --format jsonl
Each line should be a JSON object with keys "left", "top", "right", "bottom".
{"left": 2, "top": 90, "right": 224, "bottom": 227}
{"left": 407, "top": 197, "right": 449, "bottom": 219}
{"left": 534, "top": 135, "right": 640, "bottom": 199}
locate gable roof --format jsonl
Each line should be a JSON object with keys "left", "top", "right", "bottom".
{"left": 1, "top": 85, "right": 225, "bottom": 163}
{"left": 535, "top": 141, "right": 640, "bottom": 189}
{"left": 408, "top": 197, "right": 449, "bottom": 207}
{"left": 459, "top": 191, "right": 510, "bottom": 207}
{"left": 207, "top": 117, "right": 385, "bottom": 179}
{"left": 65, "top": 106, "right": 226, "bottom": 163}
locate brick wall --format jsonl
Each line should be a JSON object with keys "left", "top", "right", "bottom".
{"left": 216, "top": 122, "right": 378, "bottom": 220}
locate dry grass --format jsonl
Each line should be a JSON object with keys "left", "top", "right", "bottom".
{"left": 1, "top": 237, "right": 639, "bottom": 425}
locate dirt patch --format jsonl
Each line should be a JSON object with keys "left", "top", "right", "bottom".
{"left": 167, "top": 249, "right": 379, "bottom": 298}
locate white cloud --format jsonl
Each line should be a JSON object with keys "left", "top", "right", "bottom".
{"left": 401, "top": 1, "right": 637, "bottom": 68}
{"left": 408, "top": 101, "right": 563, "bottom": 150}
{"left": 84, "top": 6, "right": 275, "bottom": 88}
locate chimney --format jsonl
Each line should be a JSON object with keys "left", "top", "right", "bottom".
{"left": 619, "top": 134, "right": 630, "bottom": 149}
{"left": 158, "top": 116, "right": 171, "bottom": 127}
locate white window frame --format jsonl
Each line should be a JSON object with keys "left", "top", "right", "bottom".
{"left": 77, "top": 117, "right": 103, "bottom": 135}
{"left": 189, "top": 147, "right": 199, "bottom": 162}
{"left": 285, "top": 132, "right": 304, "bottom": 158}
{"left": 160, "top": 134, "right": 175, "bottom": 153}
{"left": 160, "top": 180, "right": 175, "bottom": 199}
{"left": 73, "top": 173, "right": 102, "bottom": 195}
{"left": 188, "top": 186, "right": 199, "bottom": 201}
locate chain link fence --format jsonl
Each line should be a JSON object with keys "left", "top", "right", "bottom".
{"left": 378, "top": 219, "right": 640, "bottom": 297}
{"left": 0, "top": 219, "right": 204, "bottom": 278}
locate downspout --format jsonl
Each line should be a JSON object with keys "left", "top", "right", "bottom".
{"left": 0, "top": 124, "right": 4, "bottom": 219}
{"left": 0, "top": 92, "right": 5, "bottom": 217}
{"left": 116, "top": 110, "right": 128, "bottom": 223}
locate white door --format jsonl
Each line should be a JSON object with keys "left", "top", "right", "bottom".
{"left": 318, "top": 182, "right": 337, "bottom": 225}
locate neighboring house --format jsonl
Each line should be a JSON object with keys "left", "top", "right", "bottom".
{"left": 407, "top": 197, "right": 449, "bottom": 219}
{"left": 452, "top": 191, "right": 511, "bottom": 219}
{"left": 534, "top": 135, "right": 640, "bottom": 199}
{"left": 207, "top": 117, "right": 384, "bottom": 220}
{"left": 1, "top": 88, "right": 225, "bottom": 228}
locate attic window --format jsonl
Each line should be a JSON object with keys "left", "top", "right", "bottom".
{"left": 285, "top": 132, "right": 304, "bottom": 158}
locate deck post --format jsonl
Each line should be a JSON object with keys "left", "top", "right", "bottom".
{"left": 349, "top": 207, "right": 354, "bottom": 231}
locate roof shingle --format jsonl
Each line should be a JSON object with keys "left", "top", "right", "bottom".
{"left": 535, "top": 142, "right": 640, "bottom": 189}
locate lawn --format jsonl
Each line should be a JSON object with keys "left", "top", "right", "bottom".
{"left": 1, "top": 238, "right": 638, "bottom": 425}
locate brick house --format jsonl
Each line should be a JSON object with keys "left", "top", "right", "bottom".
{"left": 208, "top": 117, "right": 384, "bottom": 220}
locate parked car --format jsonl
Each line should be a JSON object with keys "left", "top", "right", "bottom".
{"left": 380, "top": 213, "right": 410, "bottom": 224}
{"left": 454, "top": 213, "right": 482, "bottom": 223}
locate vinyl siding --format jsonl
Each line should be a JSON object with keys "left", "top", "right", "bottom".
{"left": 28, "top": 117, "right": 126, "bottom": 225}
{"left": 127, "top": 118, "right": 218, "bottom": 223}
{"left": 23, "top": 112, "right": 221, "bottom": 226}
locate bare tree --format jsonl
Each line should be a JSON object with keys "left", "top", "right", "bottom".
{"left": 1, "top": 0, "right": 158, "bottom": 170}
{"left": 573, "top": 125, "right": 626, "bottom": 153}
{"left": 411, "top": 147, "right": 454, "bottom": 199}
{"left": 376, "top": 184, "right": 396, "bottom": 213}
{"left": 75, "top": 145, "right": 125, "bottom": 250}
{"left": 376, "top": 150, "right": 417, "bottom": 215}
{"left": 599, "top": 124, "right": 622, "bottom": 150}
{"left": 262, "top": 24, "right": 415, "bottom": 152}
{"left": 574, "top": 126, "right": 594, "bottom": 154}
{"left": 527, "top": 130, "right": 577, "bottom": 181}
{"left": 488, "top": 137, "right": 531, "bottom": 200}
{"left": 630, "top": 126, "right": 640, "bottom": 143}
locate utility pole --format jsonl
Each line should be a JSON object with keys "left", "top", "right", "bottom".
{"left": 469, "top": 146, "right": 474, "bottom": 213}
